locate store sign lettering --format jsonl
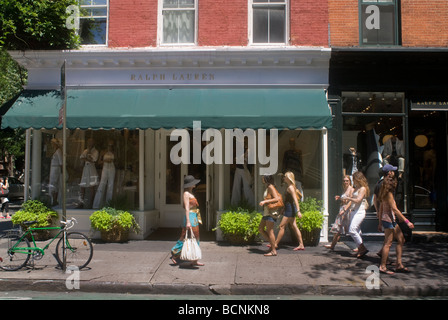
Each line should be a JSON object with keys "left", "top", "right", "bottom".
{"left": 411, "top": 101, "right": 448, "bottom": 111}
{"left": 130, "top": 73, "right": 215, "bottom": 82}
{"left": 170, "top": 121, "right": 278, "bottom": 176}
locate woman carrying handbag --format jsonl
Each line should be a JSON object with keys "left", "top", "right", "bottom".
{"left": 170, "top": 175, "right": 204, "bottom": 266}
{"left": 258, "top": 174, "right": 283, "bottom": 256}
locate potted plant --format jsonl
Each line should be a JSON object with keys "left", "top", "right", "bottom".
{"left": 90, "top": 207, "right": 140, "bottom": 242}
{"left": 12, "top": 200, "right": 59, "bottom": 240}
{"left": 214, "top": 208, "right": 262, "bottom": 245}
{"left": 295, "top": 197, "right": 324, "bottom": 246}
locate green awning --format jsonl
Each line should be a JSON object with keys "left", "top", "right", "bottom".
{"left": 1, "top": 88, "right": 332, "bottom": 130}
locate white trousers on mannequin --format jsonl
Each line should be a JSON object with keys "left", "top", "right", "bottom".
{"left": 349, "top": 208, "right": 366, "bottom": 247}
{"left": 231, "top": 167, "right": 254, "bottom": 206}
{"left": 93, "top": 163, "right": 115, "bottom": 209}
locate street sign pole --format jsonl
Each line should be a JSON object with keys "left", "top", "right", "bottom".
{"left": 60, "top": 60, "right": 67, "bottom": 271}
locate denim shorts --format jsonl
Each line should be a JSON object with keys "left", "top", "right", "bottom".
{"left": 382, "top": 220, "right": 396, "bottom": 230}
{"left": 262, "top": 215, "right": 276, "bottom": 223}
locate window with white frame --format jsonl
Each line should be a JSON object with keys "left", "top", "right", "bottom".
{"left": 161, "top": 0, "right": 197, "bottom": 44}
{"left": 79, "top": 0, "right": 108, "bottom": 45}
{"left": 251, "top": 0, "right": 288, "bottom": 44}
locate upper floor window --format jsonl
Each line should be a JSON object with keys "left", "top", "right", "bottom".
{"left": 160, "top": 0, "right": 197, "bottom": 45}
{"left": 360, "top": 0, "right": 400, "bottom": 46}
{"left": 250, "top": 0, "right": 288, "bottom": 45}
{"left": 79, "top": 0, "right": 108, "bottom": 45}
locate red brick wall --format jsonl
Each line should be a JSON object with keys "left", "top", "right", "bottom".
{"left": 328, "top": 0, "right": 359, "bottom": 47}
{"left": 329, "top": 0, "right": 448, "bottom": 47}
{"left": 108, "top": 0, "right": 329, "bottom": 48}
{"left": 291, "top": 0, "right": 329, "bottom": 46}
{"left": 108, "top": 0, "right": 157, "bottom": 48}
{"left": 401, "top": 0, "right": 448, "bottom": 47}
{"left": 198, "top": 0, "right": 248, "bottom": 46}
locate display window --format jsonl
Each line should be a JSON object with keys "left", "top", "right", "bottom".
{"left": 37, "top": 129, "right": 139, "bottom": 210}
{"left": 228, "top": 129, "right": 324, "bottom": 209}
{"left": 341, "top": 92, "right": 405, "bottom": 212}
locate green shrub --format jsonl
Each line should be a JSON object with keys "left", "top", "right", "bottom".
{"left": 12, "top": 200, "right": 58, "bottom": 230}
{"left": 296, "top": 197, "right": 324, "bottom": 232}
{"left": 215, "top": 209, "right": 262, "bottom": 243}
{"left": 90, "top": 207, "right": 140, "bottom": 233}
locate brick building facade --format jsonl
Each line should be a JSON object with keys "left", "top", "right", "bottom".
{"left": 3, "top": 1, "right": 448, "bottom": 243}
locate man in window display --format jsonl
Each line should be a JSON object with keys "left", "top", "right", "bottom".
{"left": 78, "top": 138, "right": 99, "bottom": 209}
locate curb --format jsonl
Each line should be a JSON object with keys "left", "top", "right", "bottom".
{"left": 2, "top": 278, "right": 448, "bottom": 297}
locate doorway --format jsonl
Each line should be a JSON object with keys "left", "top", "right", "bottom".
{"left": 408, "top": 111, "right": 448, "bottom": 230}
{"left": 156, "top": 129, "right": 215, "bottom": 234}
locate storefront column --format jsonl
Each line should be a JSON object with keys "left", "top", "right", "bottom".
{"left": 139, "top": 129, "right": 144, "bottom": 211}
{"left": 322, "top": 128, "right": 329, "bottom": 242}
{"left": 31, "top": 130, "right": 42, "bottom": 199}
{"left": 24, "top": 129, "right": 31, "bottom": 200}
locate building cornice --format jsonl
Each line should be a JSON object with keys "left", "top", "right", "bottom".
{"left": 9, "top": 47, "right": 330, "bottom": 69}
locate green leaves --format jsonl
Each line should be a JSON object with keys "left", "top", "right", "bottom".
{"left": 12, "top": 200, "right": 58, "bottom": 229}
{"left": 90, "top": 207, "right": 140, "bottom": 233}
{"left": 216, "top": 209, "right": 262, "bottom": 242}
{"left": 0, "top": 0, "right": 80, "bottom": 50}
{"left": 296, "top": 197, "right": 324, "bottom": 232}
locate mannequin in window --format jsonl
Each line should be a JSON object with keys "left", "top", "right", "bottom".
{"left": 282, "top": 137, "right": 304, "bottom": 199}
{"left": 93, "top": 140, "right": 116, "bottom": 209}
{"left": 364, "top": 122, "right": 383, "bottom": 187}
{"left": 231, "top": 146, "right": 254, "bottom": 207}
{"left": 49, "top": 138, "right": 62, "bottom": 207}
{"left": 343, "top": 147, "right": 361, "bottom": 179}
{"left": 78, "top": 138, "right": 99, "bottom": 209}
{"left": 382, "top": 135, "right": 405, "bottom": 177}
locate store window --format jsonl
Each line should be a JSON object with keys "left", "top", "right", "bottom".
{"left": 251, "top": 0, "right": 288, "bottom": 44}
{"left": 79, "top": 0, "right": 108, "bottom": 45}
{"left": 39, "top": 129, "right": 139, "bottom": 210}
{"left": 228, "top": 130, "right": 323, "bottom": 209}
{"left": 161, "top": 0, "right": 197, "bottom": 44}
{"left": 341, "top": 92, "right": 405, "bottom": 211}
{"left": 359, "top": 0, "right": 400, "bottom": 46}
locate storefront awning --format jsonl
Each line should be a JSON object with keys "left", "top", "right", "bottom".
{"left": 1, "top": 88, "right": 332, "bottom": 130}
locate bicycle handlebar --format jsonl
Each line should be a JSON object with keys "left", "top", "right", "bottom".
{"left": 60, "top": 217, "right": 77, "bottom": 230}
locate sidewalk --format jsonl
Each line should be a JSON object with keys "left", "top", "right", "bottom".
{"left": 1, "top": 237, "right": 448, "bottom": 297}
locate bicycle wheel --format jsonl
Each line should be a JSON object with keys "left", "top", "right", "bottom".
{"left": 0, "top": 234, "right": 31, "bottom": 271}
{"left": 55, "top": 232, "right": 93, "bottom": 270}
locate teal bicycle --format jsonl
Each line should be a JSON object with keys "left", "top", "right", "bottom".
{"left": 0, "top": 218, "right": 93, "bottom": 271}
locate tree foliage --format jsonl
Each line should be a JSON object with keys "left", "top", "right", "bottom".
{"left": 0, "top": 0, "right": 80, "bottom": 50}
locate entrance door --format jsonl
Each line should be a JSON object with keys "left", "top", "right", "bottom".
{"left": 408, "top": 111, "right": 447, "bottom": 230}
{"left": 157, "top": 129, "right": 213, "bottom": 230}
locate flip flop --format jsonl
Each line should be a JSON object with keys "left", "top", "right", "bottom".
{"left": 293, "top": 246, "right": 305, "bottom": 251}
{"left": 380, "top": 268, "right": 395, "bottom": 275}
{"left": 395, "top": 267, "right": 410, "bottom": 273}
{"left": 264, "top": 252, "right": 277, "bottom": 257}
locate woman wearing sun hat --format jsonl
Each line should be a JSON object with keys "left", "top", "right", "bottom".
{"left": 170, "top": 175, "right": 204, "bottom": 266}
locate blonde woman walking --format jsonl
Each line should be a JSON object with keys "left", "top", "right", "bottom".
{"left": 325, "top": 175, "right": 354, "bottom": 250}
{"left": 273, "top": 171, "right": 305, "bottom": 251}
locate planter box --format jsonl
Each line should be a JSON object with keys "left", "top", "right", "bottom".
{"left": 223, "top": 234, "right": 259, "bottom": 245}
{"left": 101, "top": 229, "right": 129, "bottom": 243}
{"left": 300, "top": 228, "right": 321, "bottom": 247}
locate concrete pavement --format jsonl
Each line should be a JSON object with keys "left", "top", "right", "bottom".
{"left": 1, "top": 233, "right": 448, "bottom": 298}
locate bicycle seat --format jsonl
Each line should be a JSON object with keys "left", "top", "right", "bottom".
{"left": 23, "top": 220, "right": 38, "bottom": 226}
